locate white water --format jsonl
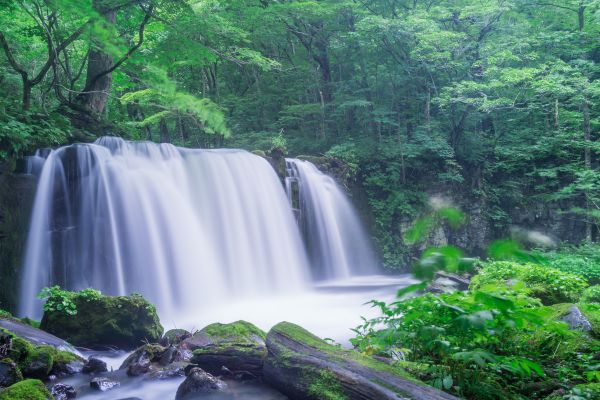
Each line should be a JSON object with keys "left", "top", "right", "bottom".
{"left": 285, "top": 159, "right": 378, "bottom": 280}
{"left": 19, "top": 137, "right": 309, "bottom": 319}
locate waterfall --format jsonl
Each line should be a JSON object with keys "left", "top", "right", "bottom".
{"left": 285, "top": 159, "right": 378, "bottom": 280}
{"left": 19, "top": 137, "right": 310, "bottom": 319}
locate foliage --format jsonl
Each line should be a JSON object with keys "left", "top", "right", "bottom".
{"left": 581, "top": 286, "right": 600, "bottom": 304}
{"left": 470, "top": 261, "right": 589, "bottom": 305}
{"left": 37, "top": 286, "right": 77, "bottom": 316}
{"left": 538, "top": 246, "right": 600, "bottom": 284}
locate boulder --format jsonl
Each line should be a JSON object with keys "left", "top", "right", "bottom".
{"left": 119, "top": 343, "right": 190, "bottom": 379}
{"left": 562, "top": 305, "right": 593, "bottom": 332}
{"left": 145, "top": 361, "right": 187, "bottom": 380}
{"left": 40, "top": 293, "right": 163, "bottom": 350}
{"left": 263, "top": 322, "right": 458, "bottom": 400}
{"left": 119, "top": 343, "right": 166, "bottom": 376}
{"left": 21, "top": 346, "right": 53, "bottom": 379}
{"left": 162, "top": 329, "right": 191, "bottom": 346}
{"left": 0, "top": 358, "right": 22, "bottom": 387}
{"left": 0, "top": 318, "right": 79, "bottom": 354}
{"left": 82, "top": 357, "right": 107, "bottom": 374}
{"left": 0, "top": 379, "right": 53, "bottom": 400}
{"left": 50, "top": 383, "right": 77, "bottom": 400}
{"left": 175, "top": 367, "right": 227, "bottom": 399}
{"left": 184, "top": 321, "right": 266, "bottom": 377}
{"left": 90, "top": 376, "right": 120, "bottom": 391}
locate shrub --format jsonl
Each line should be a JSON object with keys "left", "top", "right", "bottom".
{"left": 537, "top": 245, "right": 600, "bottom": 284}
{"left": 581, "top": 286, "right": 600, "bottom": 304}
{"left": 470, "top": 261, "right": 588, "bottom": 305}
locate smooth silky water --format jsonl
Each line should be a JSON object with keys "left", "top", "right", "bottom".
{"left": 20, "top": 137, "right": 411, "bottom": 399}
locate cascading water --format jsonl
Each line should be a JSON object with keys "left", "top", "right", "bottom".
{"left": 19, "top": 137, "right": 310, "bottom": 319}
{"left": 285, "top": 159, "right": 378, "bottom": 280}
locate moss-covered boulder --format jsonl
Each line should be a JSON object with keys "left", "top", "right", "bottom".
{"left": 263, "top": 322, "right": 458, "bottom": 400}
{"left": 184, "top": 321, "right": 266, "bottom": 377}
{"left": 0, "top": 379, "right": 53, "bottom": 400}
{"left": 0, "top": 358, "right": 22, "bottom": 388}
{"left": 119, "top": 343, "right": 189, "bottom": 379}
{"left": 40, "top": 292, "right": 163, "bottom": 350}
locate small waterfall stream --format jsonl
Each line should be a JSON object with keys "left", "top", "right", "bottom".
{"left": 285, "top": 159, "right": 378, "bottom": 280}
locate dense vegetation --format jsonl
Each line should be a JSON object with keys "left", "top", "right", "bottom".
{"left": 1, "top": 0, "right": 599, "bottom": 267}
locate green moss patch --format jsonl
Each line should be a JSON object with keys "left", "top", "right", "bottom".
{"left": 0, "top": 379, "right": 52, "bottom": 400}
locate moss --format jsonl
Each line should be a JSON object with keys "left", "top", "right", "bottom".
{"left": 0, "top": 379, "right": 52, "bottom": 400}
{"left": 201, "top": 320, "right": 266, "bottom": 341}
{"left": 272, "top": 322, "right": 418, "bottom": 382}
{"left": 308, "top": 370, "right": 347, "bottom": 400}
{"left": 578, "top": 303, "right": 600, "bottom": 337}
{"left": 0, "top": 310, "right": 12, "bottom": 319}
{"left": 40, "top": 292, "right": 163, "bottom": 349}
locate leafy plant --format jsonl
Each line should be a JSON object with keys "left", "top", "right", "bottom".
{"left": 37, "top": 286, "right": 77, "bottom": 316}
{"left": 581, "top": 286, "right": 600, "bottom": 304}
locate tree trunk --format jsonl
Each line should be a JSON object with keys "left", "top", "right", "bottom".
{"left": 159, "top": 118, "right": 170, "bottom": 143}
{"left": 583, "top": 98, "right": 592, "bottom": 241}
{"left": 554, "top": 99, "right": 559, "bottom": 129}
{"left": 22, "top": 79, "right": 31, "bottom": 111}
{"left": 79, "top": 0, "right": 116, "bottom": 115}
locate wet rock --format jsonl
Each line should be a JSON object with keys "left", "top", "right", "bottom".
{"left": 90, "top": 376, "right": 120, "bottom": 391}
{"left": 562, "top": 305, "right": 593, "bottom": 332}
{"left": 184, "top": 321, "right": 267, "bottom": 377}
{"left": 82, "top": 357, "right": 107, "bottom": 374}
{"left": 0, "top": 318, "right": 80, "bottom": 354}
{"left": 0, "top": 358, "right": 22, "bottom": 387}
{"left": 175, "top": 367, "right": 227, "bottom": 399}
{"left": 162, "top": 329, "right": 191, "bottom": 346}
{"left": 40, "top": 293, "right": 163, "bottom": 350}
{"left": 145, "top": 361, "right": 188, "bottom": 380}
{"left": 0, "top": 379, "right": 53, "bottom": 400}
{"left": 22, "top": 346, "right": 53, "bottom": 379}
{"left": 264, "top": 321, "right": 458, "bottom": 400}
{"left": 119, "top": 343, "right": 166, "bottom": 377}
{"left": 159, "top": 345, "right": 177, "bottom": 366}
{"left": 50, "top": 382, "right": 77, "bottom": 400}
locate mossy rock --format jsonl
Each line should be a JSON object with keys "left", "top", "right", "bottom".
{"left": 40, "top": 293, "right": 163, "bottom": 350}
{"left": 0, "top": 358, "right": 22, "bottom": 388}
{"left": 263, "top": 322, "right": 458, "bottom": 400}
{"left": 184, "top": 321, "right": 266, "bottom": 377}
{"left": 0, "top": 379, "right": 53, "bottom": 400}
{"left": 578, "top": 303, "right": 600, "bottom": 337}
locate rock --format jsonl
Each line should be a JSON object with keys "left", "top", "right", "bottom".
{"left": 119, "top": 343, "right": 166, "bottom": 376}
{"left": 40, "top": 293, "right": 163, "bottom": 350}
{"left": 145, "top": 361, "right": 188, "bottom": 380}
{"left": 0, "top": 317, "right": 80, "bottom": 354}
{"left": 21, "top": 346, "right": 53, "bottom": 379}
{"left": 184, "top": 320, "right": 266, "bottom": 377}
{"left": 263, "top": 322, "right": 458, "bottom": 400}
{"left": 50, "top": 382, "right": 77, "bottom": 400}
{"left": 0, "top": 379, "right": 53, "bottom": 400}
{"left": 162, "top": 329, "right": 191, "bottom": 346}
{"left": 175, "top": 367, "right": 227, "bottom": 399}
{"left": 82, "top": 357, "right": 107, "bottom": 374}
{"left": 0, "top": 358, "right": 22, "bottom": 387}
{"left": 90, "top": 376, "right": 120, "bottom": 391}
{"left": 434, "top": 271, "right": 470, "bottom": 291}
{"left": 562, "top": 305, "right": 593, "bottom": 332}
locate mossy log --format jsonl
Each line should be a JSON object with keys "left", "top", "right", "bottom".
{"left": 263, "top": 322, "right": 458, "bottom": 400}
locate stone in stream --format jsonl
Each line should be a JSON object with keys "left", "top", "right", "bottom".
{"left": 0, "top": 379, "right": 53, "bottom": 400}
{"left": 50, "top": 382, "right": 77, "bottom": 400}
{"left": 183, "top": 320, "right": 266, "bottom": 378}
{"left": 0, "top": 358, "right": 22, "bottom": 387}
{"left": 40, "top": 293, "right": 163, "bottom": 350}
{"left": 119, "top": 343, "right": 191, "bottom": 379}
{"left": 175, "top": 367, "right": 227, "bottom": 399}
{"left": 162, "top": 329, "right": 191, "bottom": 346}
{"left": 82, "top": 357, "right": 108, "bottom": 374}
{"left": 90, "top": 376, "right": 120, "bottom": 391}
{"left": 263, "top": 322, "right": 459, "bottom": 400}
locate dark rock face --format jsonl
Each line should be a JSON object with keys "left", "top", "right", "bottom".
{"left": 263, "top": 321, "right": 458, "bottom": 400}
{"left": 90, "top": 377, "right": 120, "bottom": 391}
{"left": 175, "top": 367, "right": 227, "bottom": 399}
{"left": 184, "top": 321, "right": 266, "bottom": 377}
{"left": 162, "top": 329, "right": 191, "bottom": 346}
{"left": 40, "top": 293, "right": 163, "bottom": 350}
{"left": 82, "top": 357, "right": 108, "bottom": 374}
{"left": 119, "top": 343, "right": 190, "bottom": 380}
{"left": 22, "top": 346, "right": 53, "bottom": 379}
{"left": 50, "top": 383, "right": 77, "bottom": 400}
{"left": 562, "top": 305, "right": 593, "bottom": 332}
{"left": 0, "top": 358, "right": 21, "bottom": 387}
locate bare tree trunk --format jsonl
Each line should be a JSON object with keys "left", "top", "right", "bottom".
{"left": 159, "top": 118, "right": 170, "bottom": 143}
{"left": 554, "top": 99, "right": 559, "bottom": 129}
{"left": 583, "top": 98, "right": 592, "bottom": 241}
{"left": 78, "top": 0, "right": 116, "bottom": 115}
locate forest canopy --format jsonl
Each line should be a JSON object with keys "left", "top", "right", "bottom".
{"left": 1, "top": 0, "right": 599, "bottom": 266}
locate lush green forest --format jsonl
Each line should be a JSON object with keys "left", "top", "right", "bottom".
{"left": 1, "top": 0, "right": 600, "bottom": 266}
{"left": 1, "top": 1, "right": 600, "bottom": 400}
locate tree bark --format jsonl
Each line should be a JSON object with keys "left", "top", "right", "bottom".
{"left": 159, "top": 118, "right": 170, "bottom": 143}
{"left": 583, "top": 98, "right": 592, "bottom": 241}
